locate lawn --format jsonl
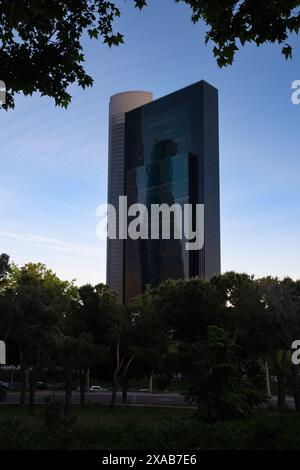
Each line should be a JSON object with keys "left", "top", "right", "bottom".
{"left": 0, "top": 403, "right": 193, "bottom": 426}
{"left": 0, "top": 404, "right": 198, "bottom": 450}
{"left": 1, "top": 404, "right": 300, "bottom": 450}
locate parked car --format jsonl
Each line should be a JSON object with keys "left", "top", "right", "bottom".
{"left": 89, "top": 385, "right": 107, "bottom": 392}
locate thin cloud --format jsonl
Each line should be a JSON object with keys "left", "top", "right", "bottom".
{"left": 0, "top": 231, "right": 103, "bottom": 257}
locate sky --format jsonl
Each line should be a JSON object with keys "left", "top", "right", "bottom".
{"left": 0, "top": 0, "right": 300, "bottom": 285}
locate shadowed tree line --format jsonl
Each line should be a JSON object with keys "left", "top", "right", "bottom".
{"left": 0, "top": 253, "right": 300, "bottom": 422}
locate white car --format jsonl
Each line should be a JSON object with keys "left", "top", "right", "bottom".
{"left": 89, "top": 385, "right": 107, "bottom": 392}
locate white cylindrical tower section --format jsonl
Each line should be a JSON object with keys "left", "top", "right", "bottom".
{"left": 107, "top": 91, "right": 153, "bottom": 301}
{"left": 109, "top": 91, "right": 153, "bottom": 118}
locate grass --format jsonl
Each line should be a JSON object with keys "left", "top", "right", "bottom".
{"left": 1, "top": 404, "right": 300, "bottom": 450}
{"left": 0, "top": 404, "right": 196, "bottom": 450}
{"left": 0, "top": 403, "right": 193, "bottom": 425}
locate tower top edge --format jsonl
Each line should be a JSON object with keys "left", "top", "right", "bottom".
{"left": 110, "top": 91, "right": 153, "bottom": 101}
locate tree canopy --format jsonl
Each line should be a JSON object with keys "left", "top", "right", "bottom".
{"left": 0, "top": 0, "right": 145, "bottom": 108}
{"left": 177, "top": 0, "right": 299, "bottom": 66}
{"left": 1, "top": 0, "right": 299, "bottom": 109}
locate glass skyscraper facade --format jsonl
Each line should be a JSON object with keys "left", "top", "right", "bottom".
{"left": 107, "top": 81, "right": 220, "bottom": 304}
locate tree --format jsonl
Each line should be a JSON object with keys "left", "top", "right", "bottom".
{"left": 8, "top": 263, "right": 75, "bottom": 414}
{"left": 211, "top": 273, "right": 271, "bottom": 396}
{"left": 156, "top": 277, "right": 221, "bottom": 343}
{"left": 0, "top": 254, "right": 14, "bottom": 341}
{"left": 178, "top": 0, "right": 299, "bottom": 66}
{"left": 65, "top": 285, "right": 108, "bottom": 407}
{"left": 153, "top": 277, "right": 223, "bottom": 398}
{"left": 51, "top": 328, "right": 97, "bottom": 416}
{"left": 129, "top": 286, "right": 169, "bottom": 394}
{"left": 78, "top": 283, "right": 128, "bottom": 408}
{"left": 152, "top": 275, "right": 267, "bottom": 414}
{"left": 0, "top": 0, "right": 146, "bottom": 109}
{"left": 188, "top": 326, "right": 264, "bottom": 422}
{"left": 260, "top": 277, "right": 300, "bottom": 411}
{"left": 2, "top": 0, "right": 299, "bottom": 109}
{"left": 0, "top": 254, "right": 10, "bottom": 283}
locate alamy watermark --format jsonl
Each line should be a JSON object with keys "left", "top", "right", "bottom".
{"left": 96, "top": 196, "right": 204, "bottom": 251}
{"left": 291, "top": 340, "right": 300, "bottom": 365}
{"left": 291, "top": 80, "right": 300, "bottom": 105}
{"left": 0, "top": 80, "right": 6, "bottom": 107}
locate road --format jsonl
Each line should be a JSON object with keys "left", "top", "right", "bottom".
{"left": 4, "top": 390, "right": 189, "bottom": 407}
{"left": 3, "top": 391, "right": 297, "bottom": 409}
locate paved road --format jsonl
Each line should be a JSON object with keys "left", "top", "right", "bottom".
{"left": 4, "top": 390, "right": 189, "bottom": 407}
{"left": 3, "top": 391, "right": 297, "bottom": 409}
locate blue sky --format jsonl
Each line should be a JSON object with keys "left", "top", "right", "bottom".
{"left": 0, "top": 0, "right": 299, "bottom": 285}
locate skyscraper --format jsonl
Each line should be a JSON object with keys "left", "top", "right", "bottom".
{"left": 107, "top": 81, "right": 220, "bottom": 304}
{"left": 107, "top": 91, "right": 153, "bottom": 301}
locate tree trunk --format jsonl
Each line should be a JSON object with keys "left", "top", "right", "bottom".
{"left": 80, "top": 369, "right": 86, "bottom": 407}
{"left": 10, "top": 367, "right": 15, "bottom": 388}
{"left": 122, "top": 377, "right": 128, "bottom": 404}
{"left": 149, "top": 372, "right": 153, "bottom": 394}
{"left": 265, "top": 360, "right": 271, "bottom": 397}
{"left": 292, "top": 364, "right": 300, "bottom": 411}
{"left": 86, "top": 368, "right": 90, "bottom": 392}
{"left": 110, "top": 380, "right": 118, "bottom": 408}
{"left": 110, "top": 334, "right": 134, "bottom": 409}
{"left": 274, "top": 351, "right": 287, "bottom": 409}
{"left": 20, "top": 366, "right": 28, "bottom": 405}
{"left": 28, "top": 375, "right": 36, "bottom": 416}
{"left": 277, "top": 372, "right": 286, "bottom": 408}
{"left": 64, "top": 370, "right": 73, "bottom": 417}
